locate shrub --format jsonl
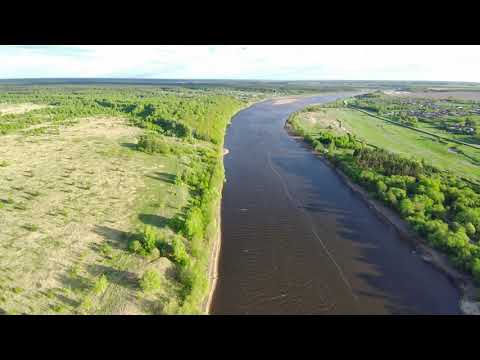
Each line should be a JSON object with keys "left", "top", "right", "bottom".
{"left": 183, "top": 207, "right": 204, "bottom": 241}
{"left": 128, "top": 240, "right": 143, "bottom": 254}
{"left": 93, "top": 274, "right": 109, "bottom": 295}
{"left": 137, "top": 134, "right": 171, "bottom": 154}
{"left": 399, "top": 198, "right": 415, "bottom": 216}
{"left": 100, "top": 243, "right": 113, "bottom": 257}
{"left": 12, "top": 287, "right": 24, "bottom": 294}
{"left": 466, "top": 223, "right": 476, "bottom": 237}
{"left": 139, "top": 225, "right": 158, "bottom": 253}
{"left": 140, "top": 269, "right": 162, "bottom": 293}
{"left": 156, "top": 234, "right": 172, "bottom": 256}
{"left": 148, "top": 247, "right": 161, "bottom": 260}
{"left": 171, "top": 236, "right": 190, "bottom": 267}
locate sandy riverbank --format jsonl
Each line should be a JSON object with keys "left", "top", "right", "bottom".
{"left": 203, "top": 194, "right": 222, "bottom": 314}
{"left": 285, "top": 122, "right": 480, "bottom": 315}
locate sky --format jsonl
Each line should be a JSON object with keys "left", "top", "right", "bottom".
{"left": 1, "top": 45, "right": 480, "bottom": 82}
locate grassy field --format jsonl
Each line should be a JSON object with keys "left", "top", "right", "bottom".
{"left": 297, "top": 107, "right": 480, "bottom": 183}
{"left": 0, "top": 85, "right": 254, "bottom": 314}
{"left": 0, "top": 117, "right": 198, "bottom": 314}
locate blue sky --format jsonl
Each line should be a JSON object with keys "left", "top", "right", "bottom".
{"left": 1, "top": 45, "right": 480, "bottom": 82}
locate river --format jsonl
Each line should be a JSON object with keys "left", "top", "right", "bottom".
{"left": 210, "top": 94, "right": 461, "bottom": 315}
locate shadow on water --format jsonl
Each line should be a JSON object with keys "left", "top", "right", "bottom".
{"left": 273, "top": 152, "right": 461, "bottom": 314}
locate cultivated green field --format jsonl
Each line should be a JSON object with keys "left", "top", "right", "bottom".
{"left": 297, "top": 107, "right": 480, "bottom": 183}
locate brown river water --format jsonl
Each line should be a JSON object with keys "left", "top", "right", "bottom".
{"left": 210, "top": 94, "right": 461, "bottom": 315}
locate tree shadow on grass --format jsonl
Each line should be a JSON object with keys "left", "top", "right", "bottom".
{"left": 86, "top": 264, "right": 139, "bottom": 291}
{"left": 138, "top": 213, "right": 170, "bottom": 228}
{"left": 145, "top": 171, "right": 176, "bottom": 185}
{"left": 140, "top": 296, "right": 171, "bottom": 315}
{"left": 55, "top": 293, "right": 81, "bottom": 308}
{"left": 93, "top": 225, "right": 131, "bottom": 250}
{"left": 120, "top": 142, "right": 138, "bottom": 150}
{"left": 56, "top": 273, "right": 92, "bottom": 293}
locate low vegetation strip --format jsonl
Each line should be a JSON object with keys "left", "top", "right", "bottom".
{"left": 287, "top": 105, "right": 480, "bottom": 288}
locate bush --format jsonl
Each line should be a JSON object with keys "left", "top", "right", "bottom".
{"left": 171, "top": 236, "right": 190, "bottom": 267}
{"left": 148, "top": 247, "right": 161, "bottom": 260}
{"left": 128, "top": 226, "right": 160, "bottom": 256}
{"left": 128, "top": 240, "right": 143, "bottom": 254}
{"left": 137, "top": 133, "right": 171, "bottom": 154}
{"left": 466, "top": 223, "right": 476, "bottom": 237}
{"left": 139, "top": 225, "right": 158, "bottom": 253}
{"left": 93, "top": 274, "right": 108, "bottom": 295}
{"left": 140, "top": 269, "right": 162, "bottom": 293}
{"left": 183, "top": 207, "right": 204, "bottom": 241}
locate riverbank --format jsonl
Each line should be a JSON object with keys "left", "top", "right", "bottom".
{"left": 203, "top": 183, "right": 222, "bottom": 314}
{"left": 285, "top": 121, "right": 480, "bottom": 315}
{"left": 203, "top": 102, "right": 254, "bottom": 314}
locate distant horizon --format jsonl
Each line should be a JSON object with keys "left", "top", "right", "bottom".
{"left": 0, "top": 77, "right": 479, "bottom": 84}
{"left": 2, "top": 45, "right": 480, "bottom": 82}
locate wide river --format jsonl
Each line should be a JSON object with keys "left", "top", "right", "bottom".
{"left": 210, "top": 94, "right": 461, "bottom": 314}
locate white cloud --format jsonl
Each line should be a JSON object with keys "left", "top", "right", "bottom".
{"left": 0, "top": 45, "right": 479, "bottom": 82}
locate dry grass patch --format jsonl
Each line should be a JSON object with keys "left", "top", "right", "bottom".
{"left": 300, "top": 109, "right": 350, "bottom": 136}
{"left": 0, "top": 103, "right": 47, "bottom": 115}
{"left": 0, "top": 117, "right": 188, "bottom": 314}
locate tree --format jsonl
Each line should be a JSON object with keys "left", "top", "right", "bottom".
{"left": 465, "top": 117, "right": 475, "bottom": 128}
{"left": 466, "top": 222, "right": 476, "bottom": 238}
{"left": 399, "top": 198, "right": 415, "bottom": 216}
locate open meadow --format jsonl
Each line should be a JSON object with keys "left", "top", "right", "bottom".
{"left": 0, "top": 85, "right": 259, "bottom": 314}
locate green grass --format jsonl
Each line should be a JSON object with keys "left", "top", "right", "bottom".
{"left": 298, "top": 108, "right": 480, "bottom": 183}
